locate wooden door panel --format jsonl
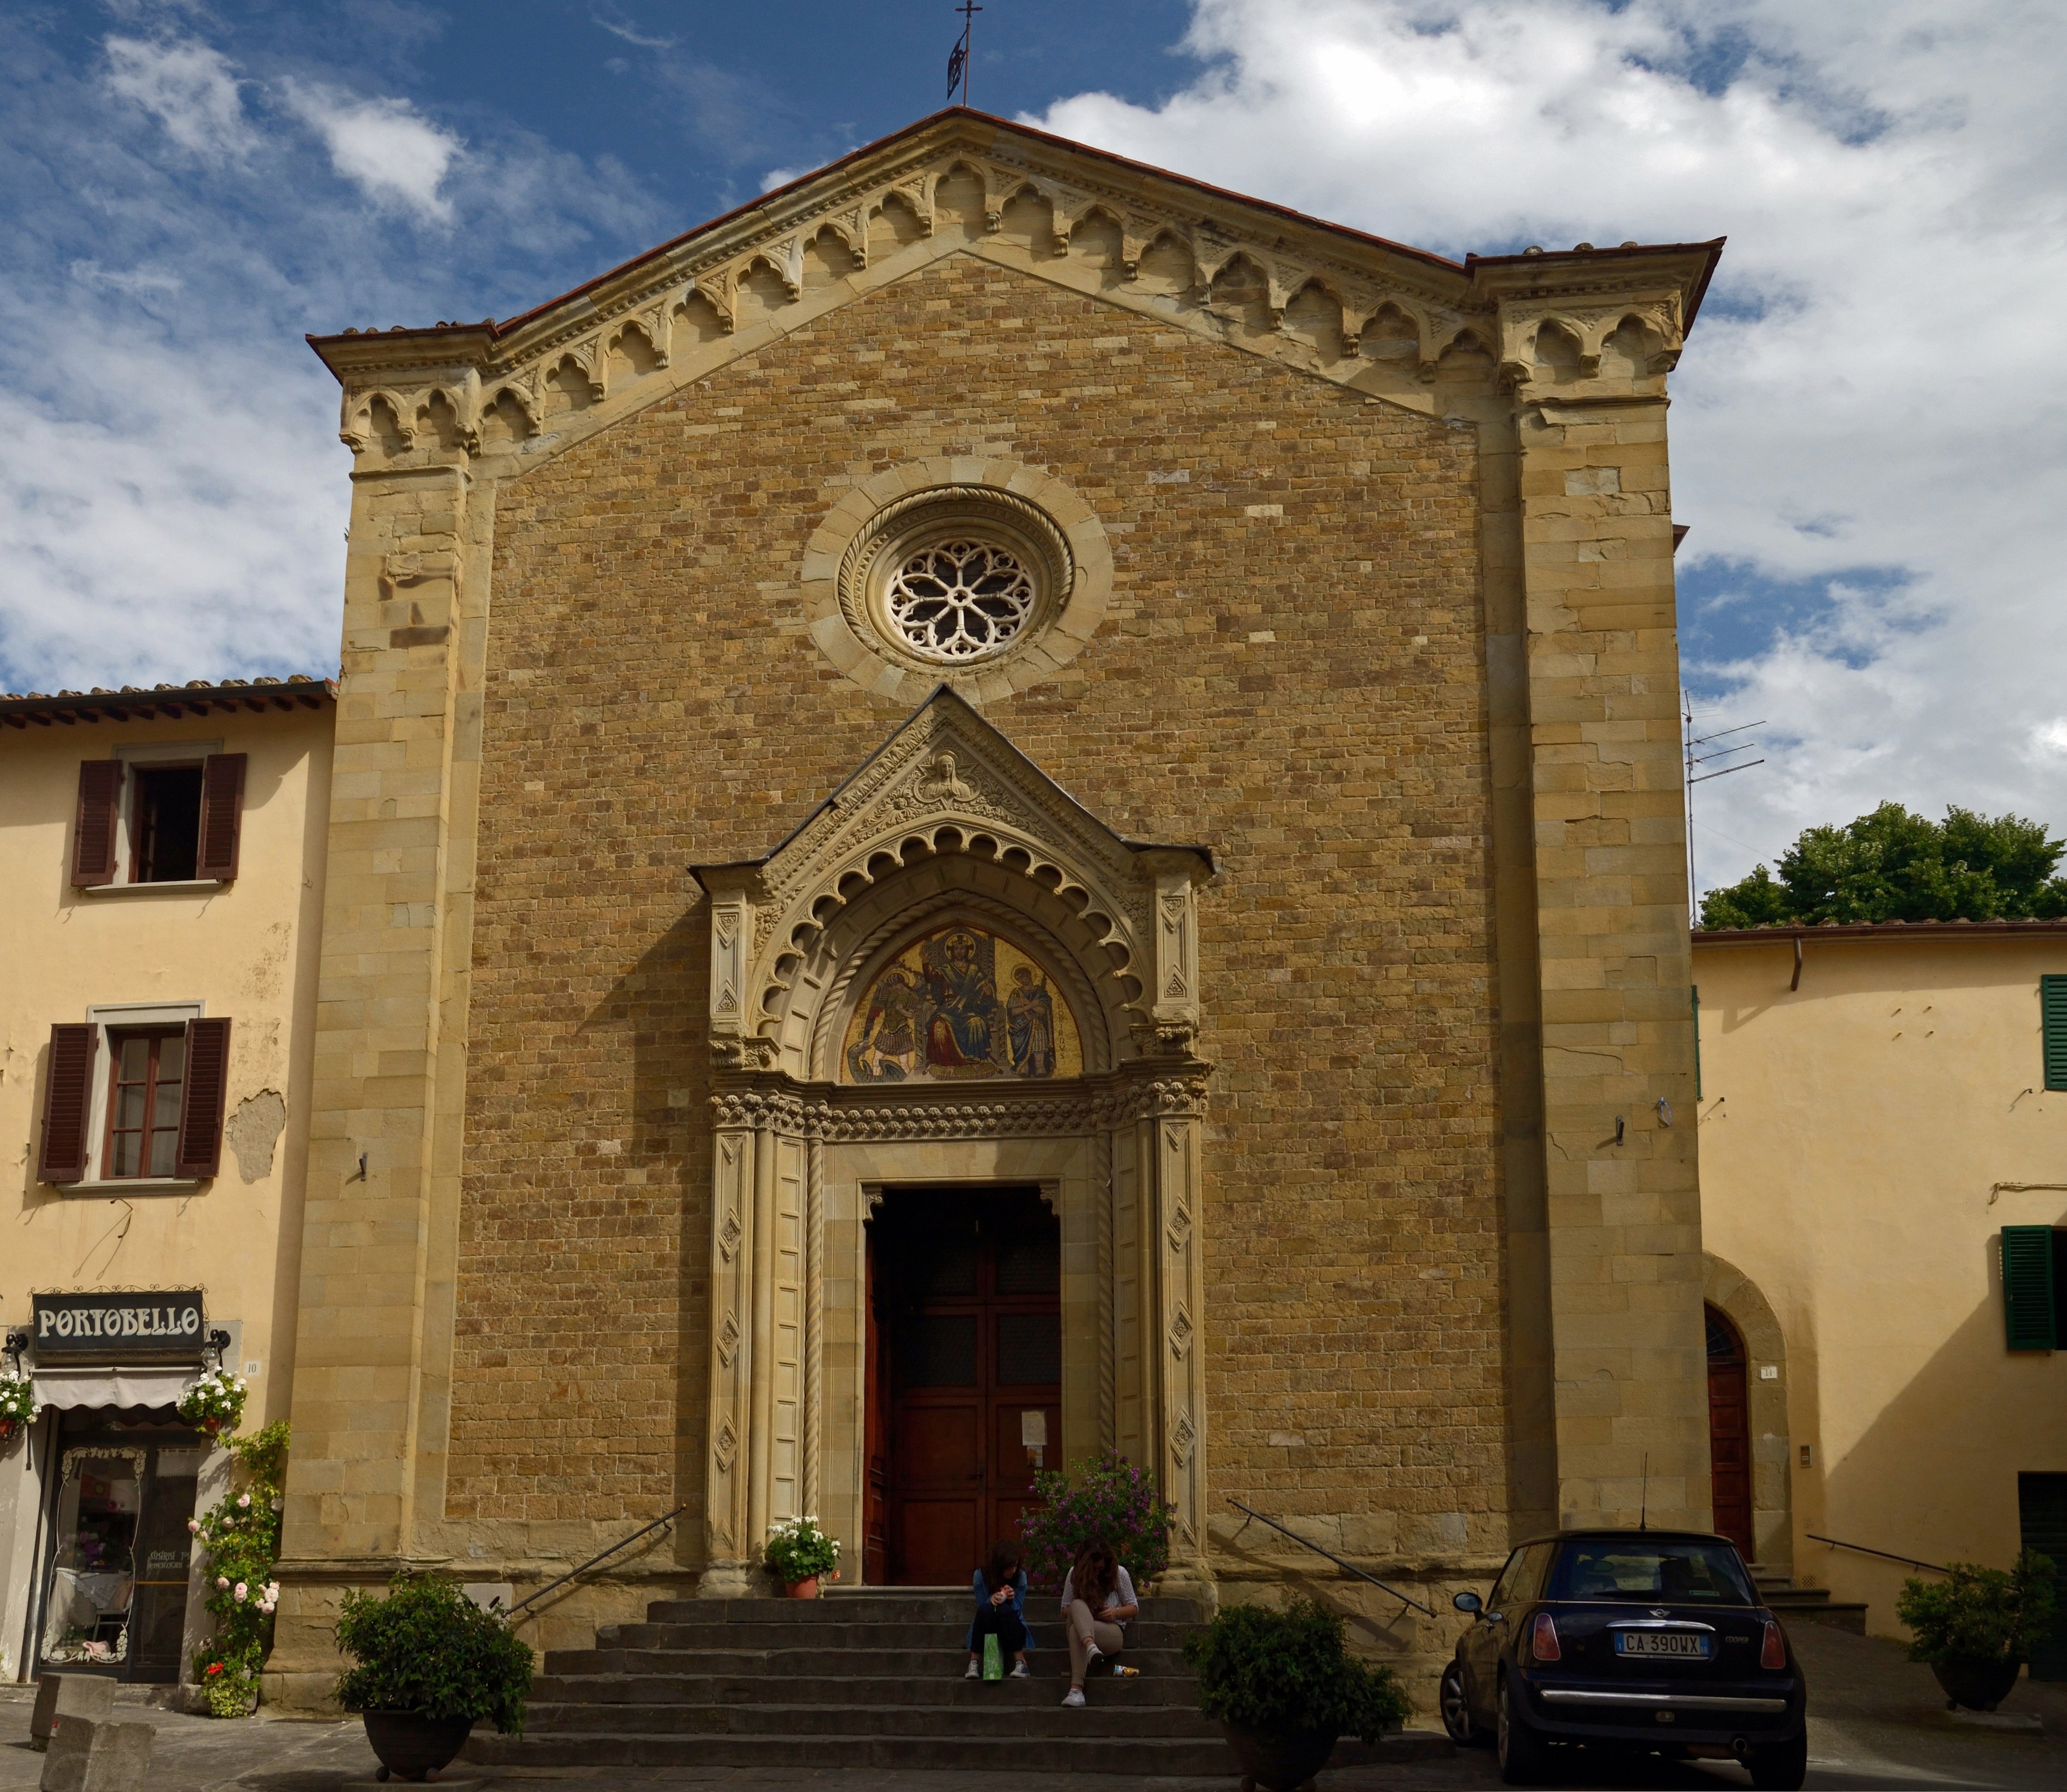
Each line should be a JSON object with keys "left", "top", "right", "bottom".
{"left": 900, "top": 1405, "right": 983, "bottom": 1483}
{"left": 897, "top": 1500, "right": 980, "bottom": 1587}
{"left": 1707, "top": 1357, "right": 1754, "bottom": 1558}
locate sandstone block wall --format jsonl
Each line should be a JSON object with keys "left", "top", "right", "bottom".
{"left": 453, "top": 252, "right": 1515, "bottom": 1564}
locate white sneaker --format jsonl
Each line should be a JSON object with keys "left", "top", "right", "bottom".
{"left": 1062, "top": 1688, "right": 1086, "bottom": 1708}
{"left": 965, "top": 1659, "right": 980, "bottom": 1678}
{"left": 1010, "top": 1659, "right": 1030, "bottom": 1678}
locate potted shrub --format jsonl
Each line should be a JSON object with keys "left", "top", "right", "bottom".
{"left": 1018, "top": 1450, "right": 1175, "bottom": 1592}
{"left": 1184, "top": 1597, "right": 1410, "bottom": 1792}
{"left": 1896, "top": 1551, "right": 2056, "bottom": 1712}
{"left": 765, "top": 1515, "right": 841, "bottom": 1597}
{"left": 335, "top": 1573, "right": 534, "bottom": 1781}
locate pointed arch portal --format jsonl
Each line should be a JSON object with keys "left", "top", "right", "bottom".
{"left": 690, "top": 690, "right": 1216, "bottom": 1597}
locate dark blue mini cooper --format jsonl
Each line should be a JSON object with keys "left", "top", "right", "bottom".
{"left": 1439, "top": 1529, "right": 1807, "bottom": 1788}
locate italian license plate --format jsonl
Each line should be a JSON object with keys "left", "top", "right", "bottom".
{"left": 1617, "top": 1632, "right": 1710, "bottom": 1659}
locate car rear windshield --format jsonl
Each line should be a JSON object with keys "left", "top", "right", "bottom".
{"left": 1548, "top": 1541, "right": 1754, "bottom": 1605}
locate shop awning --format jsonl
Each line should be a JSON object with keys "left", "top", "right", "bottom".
{"left": 33, "top": 1367, "right": 198, "bottom": 1411}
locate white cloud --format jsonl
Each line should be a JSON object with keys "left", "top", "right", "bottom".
{"left": 0, "top": 20, "right": 663, "bottom": 696}
{"left": 279, "top": 80, "right": 462, "bottom": 223}
{"left": 103, "top": 35, "right": 256, "bottom": 161}
{"left": 1029, "top": 0, "right": 2067, "bottom": 884}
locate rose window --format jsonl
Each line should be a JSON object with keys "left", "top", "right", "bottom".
{"left": 882, "top": 540, "right": 1039, "bottom": 662}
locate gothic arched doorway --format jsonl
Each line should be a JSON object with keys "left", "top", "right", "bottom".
{"left": 1705, "top": 1304, "right": 1754, "bottom": 1559}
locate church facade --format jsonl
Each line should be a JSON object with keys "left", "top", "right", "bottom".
{"left": 267, "top": 109, "right": 1720, "bottom": 1700}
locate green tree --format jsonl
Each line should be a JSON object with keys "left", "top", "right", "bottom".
{"left": 1700, "top": 804, "right": 2067, "bottom": 929}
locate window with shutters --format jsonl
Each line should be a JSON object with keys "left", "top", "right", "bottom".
{"left": 2043, "top": 976, "right": 2067, "bottom": 1093}
{"left": 2001, "top": 1226, "right": 2067, "bottom": 1352}
{"left": 72, "top": 749, "right": 245, "bottom": 888}
{"left": 103, "top": 1031, "right": 187, "bottom": 1178}
{"left": 36, "top": 1005, "right": 230, "bottom": 1189}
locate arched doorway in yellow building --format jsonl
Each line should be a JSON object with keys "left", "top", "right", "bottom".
{"left": 1702, "top": 1253, "right": 1793, "bottom": 1572}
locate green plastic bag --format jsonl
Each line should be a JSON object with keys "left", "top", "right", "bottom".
{"left": 982, "top": 1632, "right": 1004, "bottom": 1681}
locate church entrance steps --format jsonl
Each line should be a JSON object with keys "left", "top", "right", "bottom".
{"left": 1752, "top": 1566, "right": 1869, "bottom": 1634}
{"left": 467, "top": 1589, "right": 1233, "bottom": 1776}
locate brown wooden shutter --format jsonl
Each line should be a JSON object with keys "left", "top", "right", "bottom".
{"left": 37, "top": 1023, "right": 97, "bottom": 1183}
{"left": 71, "top": 761, "right": 124, "bottom": 886}
{"left": 174, "top": 1017, "right": 232, "bottom": 1178}
{"left": 196, "top": 753, "right": 247, "bottom": 882}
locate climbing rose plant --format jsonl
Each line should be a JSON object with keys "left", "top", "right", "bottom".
{"left": 190, "top": 1421, "right": 288, "bottom": 1716}
{"left": 1018, "top": 1451, "right": 1174, "bottom": 1594}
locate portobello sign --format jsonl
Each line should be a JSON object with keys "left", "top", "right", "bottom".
{"left": 31, "top": 1291, "right": 207, "bottom": 1362}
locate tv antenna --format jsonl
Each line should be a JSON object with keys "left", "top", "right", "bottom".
{"left": 1684, "top": 696, "right": 1765, "bottom": 913}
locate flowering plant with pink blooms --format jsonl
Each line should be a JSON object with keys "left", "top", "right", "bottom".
{"left": 189, "top": 1421, "right": 288, "bottom": 1716}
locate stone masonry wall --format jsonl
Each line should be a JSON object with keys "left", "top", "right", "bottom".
{"left": 452, "top": 251, "right": 1511, "bottom": 1562}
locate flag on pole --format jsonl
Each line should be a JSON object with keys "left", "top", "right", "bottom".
{"left": 946, "top": 38, "right": 966, "bottom": 101}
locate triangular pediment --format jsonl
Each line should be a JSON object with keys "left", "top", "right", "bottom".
{"left": 307, "top": 108, "right": 1720, "bottom": 474}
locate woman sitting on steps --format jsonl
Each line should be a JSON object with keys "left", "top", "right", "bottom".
{"left": 965, "top": 1540, "right": 1033, "bottom": 1679}
{"left": 1060, "top": 1538, "right": 1138, "bottom": 1707}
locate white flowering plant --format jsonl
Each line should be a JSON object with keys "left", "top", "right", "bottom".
{"left": 764, "top": 1515, "right": 841, "bottom": 1585}
{"left": 177, "top": 1369, "right": 247, "bottom": 1439}
{"left": 0, "top": 1369, "right": 38, "bottom": 1430}
{"left": 190, "top": 1421, "right": 287, "bottom": 1717}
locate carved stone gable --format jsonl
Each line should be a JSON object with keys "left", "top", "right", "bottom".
{"left": 694, "top": 686, "right": 1212, "bottom": 1082}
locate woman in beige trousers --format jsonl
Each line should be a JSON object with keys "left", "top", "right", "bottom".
{"left": 1059, "top": 1539, "right": 1138, "bottom": 1707}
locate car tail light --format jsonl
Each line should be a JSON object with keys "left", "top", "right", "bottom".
{"left": 1761, "top": 1620, "right": 1787, "bottom": 1669}
{"left": 1529, "top": 1612, "right": 1562, "bottom": 1662}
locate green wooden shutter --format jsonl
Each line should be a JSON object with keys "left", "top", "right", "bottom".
{"left": 1692, "top": 985, "right": 1703, "bottom": 1100}
{"left": 2003, "top": 1226, "right": 2058, "bottom": 1351}
{"left": 2043, "top": 976, "right": 2067, "bottom": 1092}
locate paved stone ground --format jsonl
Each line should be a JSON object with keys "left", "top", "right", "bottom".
{"left": 6, "top": 1624, "right": 2067, "bottom": 1790}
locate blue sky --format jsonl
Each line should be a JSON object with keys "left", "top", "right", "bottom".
{"left": 3, "top": 0, "right": 2064, "bottom": 891}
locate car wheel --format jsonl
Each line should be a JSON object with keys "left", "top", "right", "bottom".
{"left": 1496, "top": 1673, "right": 1553, "bottom": 1786}
{"left": 1439, "top": 1659, "right": 1485, "bottom": 1746}
{"left": 1747, "top": 1731, "right": 1808, "bottom": 1791}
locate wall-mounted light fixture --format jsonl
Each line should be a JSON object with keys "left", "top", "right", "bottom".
{"left": 1657, "top": 1098, "right": 1673, "bottom": 1127}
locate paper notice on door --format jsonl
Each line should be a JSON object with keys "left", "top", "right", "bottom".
{"left": 1020, "top": 1410, "right": 1048, "bottom": 1447}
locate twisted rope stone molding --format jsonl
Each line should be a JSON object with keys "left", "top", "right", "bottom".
{"left": 709, "top": 1072, "right": 1211, "bottom": 1139}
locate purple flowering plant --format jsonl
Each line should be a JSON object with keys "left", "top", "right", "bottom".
{"left": 1017, "top": 1450, "right": 1175, "bottom": 1593}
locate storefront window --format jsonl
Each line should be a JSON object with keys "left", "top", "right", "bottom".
{"left": 38, "top": 1423, "right": 202, "bottom": 1680}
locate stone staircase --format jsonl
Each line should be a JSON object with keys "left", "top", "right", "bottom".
{"left": 1753, "top": 1565, "right": 1868, "bottom": 1634}
{"left": 466, "top": 1588, "right": 1239, "bottom": 1774}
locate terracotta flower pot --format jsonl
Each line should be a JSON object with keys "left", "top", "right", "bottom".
{"left": 362, "top": 1710, "right": 475, "bottom": 1782}
{"left": 784, "top": 1575, "right": 821, "bottom": 1599}
{"left": 1221, "top": 1722, "right": 1338, "bottom": 1792}
{"left": 1931, "top": 1656, "right": 2021, "bottom": 1712}
{"left": 0, "top": 1418, "right": 17, "bottom": 1443}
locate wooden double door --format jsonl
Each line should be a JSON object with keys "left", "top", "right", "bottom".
{"left": 866, "top": 1187, "right": 1061, "bottom": 1586}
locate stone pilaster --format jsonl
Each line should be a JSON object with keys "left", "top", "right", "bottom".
{"left": 1487, "top": 264, "right": 1710, "bottom": 1532}
{"left": 267, "top": 457, "right": 486, "bottom": 1701}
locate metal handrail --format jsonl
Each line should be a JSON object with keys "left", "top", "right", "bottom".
{"left": 1805, "top": 1532, "right": 1946, "bottom": 1574}
{"left": 505, "top": 1504, "right": 690, "bottom": 1617}
{"left": 1225, "top": 1499, "right": 1435, "bottom": 1616}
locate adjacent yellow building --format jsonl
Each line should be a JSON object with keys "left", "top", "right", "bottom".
{"left": 0, "top": 678, "right": 333, "bottom": 1688}
{"left": 1693, "top": 920, "right": 2067, "bottom": 1652}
